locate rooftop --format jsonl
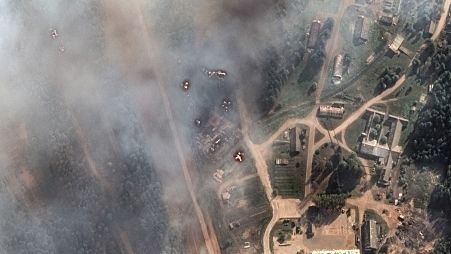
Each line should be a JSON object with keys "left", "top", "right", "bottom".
{"left": 426, "top": 20, "right": 437, "bottom": 35}
{"left": 355, "top": 16, "right": 371, "bottom": 42}
{"left": 379, "top": 152, "right": 394, "bottom": 186}
{"left": 333, "top": 54, "right": 344, "bottom": 82}
{"left": 390, "top": 119, "right": 403, "bottom": 152}
{"left": 318, "top": 105, "right": 345, "bottom": 117}
{"left": 388, "top": 34, "right": 404, "bottom": 53}
{"left": 364, "top": 219, "right": 378, "bottom": 250}
{"left": 289, "top": 127, "right": 301, "bottom": 155}
{"left": 307, "top": 20, "right": 322, "bottom": 49}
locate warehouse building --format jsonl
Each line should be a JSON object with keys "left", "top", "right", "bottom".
{"left": 364, "top": 219, "right": 378, "bottom": 251}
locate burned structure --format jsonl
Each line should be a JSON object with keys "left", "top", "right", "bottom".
{"left": 363, "top": 219, "right": 378, "bottom": 251}
{"left": 307, "top": 20, "right": 321, "bottom": 50}
{"left": 388, "top": 34, "right": 405, "bottom": 55}
{"left": 354, "top": 15, "right": 371, "bottom": 43}
{"left": 378, "top": 152, "right": 394, "bottom": 186}
{"left": 195, "top": 114, "right": 240, "bottom": 158}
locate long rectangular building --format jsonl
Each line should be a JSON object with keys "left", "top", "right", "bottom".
{"left": 333, "top": 54, "right": 344, "bottom": 83}
{"left": 307, "top": 20, "right": 321, "bottom": 49}
{"left": 289, "top": 127, "right": 301, "bottom": 156}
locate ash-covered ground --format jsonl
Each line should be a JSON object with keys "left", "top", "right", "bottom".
{"left": 0, "top": 0, "right": 309, "bottom": 253}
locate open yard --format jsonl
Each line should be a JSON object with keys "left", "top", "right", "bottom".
{"left": 271, "top": 207, "right": 359, "bottom": 253}
{"left": 344, "top": 115, "right": 368, "bottom": 152}
{"left": 382, "top": 76, "right": 428, "bottom": 118}
{"left": 318, "top": 103, "right": 359, "bottom": 131}
{"left": 249, "top": 104, "right": 314, "bottom": 144}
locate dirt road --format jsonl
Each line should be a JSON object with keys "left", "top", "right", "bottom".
{"left": 314, "top": 74, "right": 407, "bottom": 149}
{"left": 216, "top": 174, "right": 258, "bottom": 200}
{"left": 102, "top": 1, "right": 221, "bottom": 253}
{"left": 315, "top": 0, "right": 354, "bottom": 103}
{"left": 346, "top": 191, "right": 399, "bottom": 235}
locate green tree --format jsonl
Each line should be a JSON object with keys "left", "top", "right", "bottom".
{"left": 369, "top": 128, "right": 378, "bottom": 140}
{"left": 380, "top": 136, "right": 388, "bottom": 145}
{"left": 313, "top": 193, "right": 347, "bottom": 210}
{"left": 373, "top": 114, "right": 381, "bottom": 124}
{"left": 432, "top": 239, "right": 451, "bottom": 254}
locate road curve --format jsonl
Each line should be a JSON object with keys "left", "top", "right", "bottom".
{"left": 432, "top": 0, "right": 451, "bottom": 41}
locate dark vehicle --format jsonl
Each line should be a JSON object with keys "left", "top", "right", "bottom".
{"left": 306, "top": 222, "right": 314, "bottom": 238}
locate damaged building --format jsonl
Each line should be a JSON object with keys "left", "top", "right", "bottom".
{"left": 307, "top": 20, "right": 321, "bottom": 50}
{"left": 364, "top": 219, "right": 378, "bottom": 252}
{"left": 195, "top": 114, "right": 240, "bottom": 157}
{"left": 378, "top": 152, "right": 394, "bottom": 186}
{"left": 289, "top": 127, "right": 301, "bottom": 156}
{"left": 317, "top": 104, "right": 345, "bottom": 118}
{"left": 379, "top": 14, "right": 397, "bottom": 26}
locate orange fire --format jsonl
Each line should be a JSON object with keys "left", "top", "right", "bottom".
{"left": 182, "top": 80, "right": 190, "bottom": 91}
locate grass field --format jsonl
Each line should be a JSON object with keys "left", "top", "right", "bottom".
{"left": 318, "top": 103, "right": 359, "bottom": 131}
{"left": 305, "top": 0, "right": 341, "bottom": 17}
{"left": 344, "top": 116, "right": 367, "bottom": 152}
{"left": 383, "top": 76, "right": 428, "bottom": 118}
{"left": 344, "top": 52, "right": 412, "bottom": 101}
{"left": 276, "top": 79, "right": 314, "bottom": 110}
{"left": 203, "top": 143, "right": 272, "bottom": 253}
{"left": 314, "top": 129, "right": 325, "bottom": 143}
{"left": 249, "top": 104, "right": 314, "bottom": 144}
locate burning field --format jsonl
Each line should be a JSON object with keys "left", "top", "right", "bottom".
{"left": 0, "top": 0, "right": 314, "bottom": 253}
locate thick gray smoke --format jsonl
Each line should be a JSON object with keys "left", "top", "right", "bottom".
{"left": 0, "top": 0, "right": 306, "bottom": 253}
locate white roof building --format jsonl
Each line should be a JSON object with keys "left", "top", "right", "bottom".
{"left": 318, "top": 105, "right": 345, "bottom": 118}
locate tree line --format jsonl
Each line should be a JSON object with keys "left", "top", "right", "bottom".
{"left": 407, "top": 37, "right": 451, "bottom": 253}
{"left": 313, "top": 148, "right": 362, "bottom": 210}
{"left": 409, "top": 71, "right": 451, "bottom": 163}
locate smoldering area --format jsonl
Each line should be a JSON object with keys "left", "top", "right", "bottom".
{"left": 0, "top": 0, "right": 309, "bottom": 253}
